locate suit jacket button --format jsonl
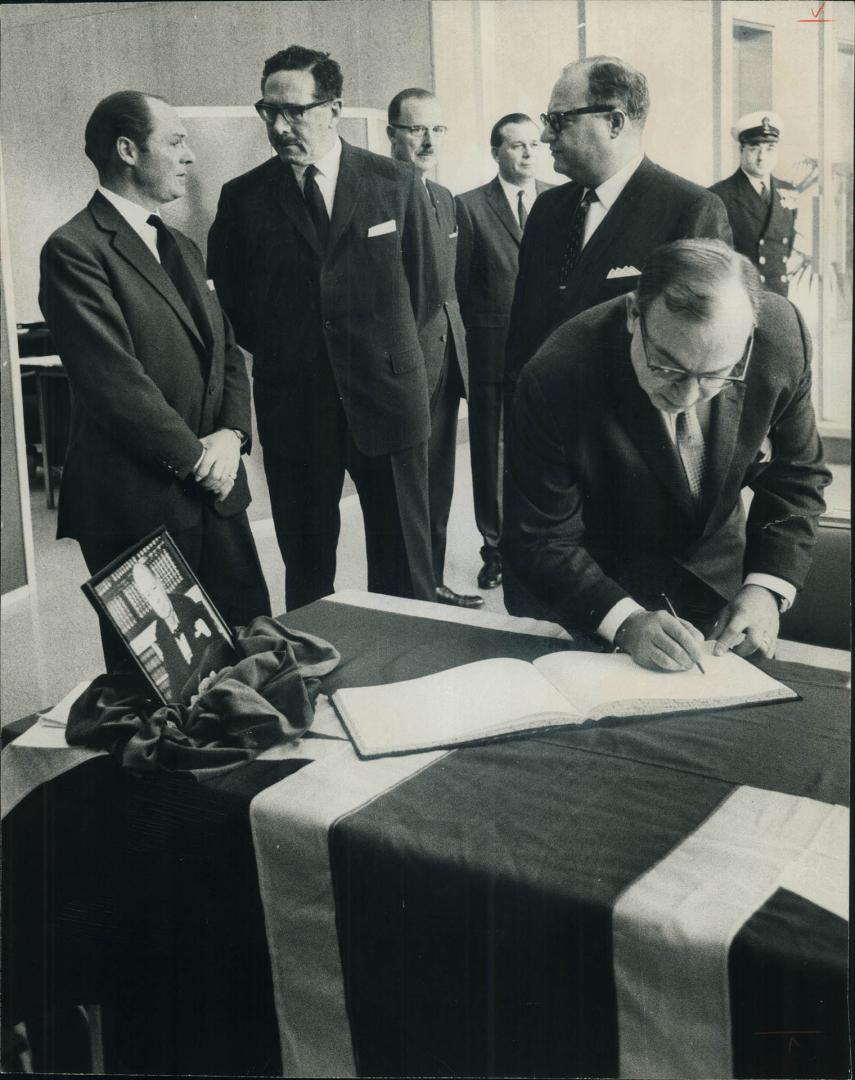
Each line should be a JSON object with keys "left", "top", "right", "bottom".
{"left": 440, "top": 333, "right": 447, "bottom": 342}
{"left": 760, "top": 274, "right": 766, "bottom": 283}
{"left": 780, "top": 275, "right": 787, "bottom": 282}
{"left": 759, "top": 239, "right": 765, "bottom": 246}
{"left": 324, "top": 319, "right": 333, "bottom": 330}
{"left": 758, "top": 255, "right": 766, "bottom": 264}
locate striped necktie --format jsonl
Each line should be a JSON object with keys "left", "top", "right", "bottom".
{"left": 559, "top": 189, "right": 598, "bottom": 290}
{"left": 675, "top": 409, "right": 706, "bottom": 504}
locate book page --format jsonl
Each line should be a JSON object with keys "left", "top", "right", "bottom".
{"left": 333, "top": 657, "right": 582, "bottom": 756}
{"left": 533, "top": 647, "right": 797, "bottom": 720}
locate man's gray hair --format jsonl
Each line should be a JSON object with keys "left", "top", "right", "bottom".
{"left": 637, "top": 239, "right": 764, "bottom": 320}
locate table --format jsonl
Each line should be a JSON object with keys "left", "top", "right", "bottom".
{"left": 18, "top": 354, "right": 68, "bottom": 509}
{"left": 1, "top": 591, "right": 849, "bottom": 1078}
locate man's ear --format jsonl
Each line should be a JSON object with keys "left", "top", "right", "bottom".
{"left": 625, "top": 292, "right": 639, "bottom": 334}
{"left": 115, "top": 135, "right": 138, "bottom": 167}
{"left": 609, "top": 110, "right": 627, "bottom": 138}
{"left": 491, "top": 145, "right": 500, "bottom": 164}
{"left": 385, "top": 125, "right": 395, "bottom": 146}
{"left": 328, "top": 99, "right": 343, "bottom": 128}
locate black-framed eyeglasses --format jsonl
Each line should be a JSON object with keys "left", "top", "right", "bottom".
{"left": 638, "top": 313, "right": 754, "bottom": 389}
{"left": 254, "top": 98, "right": 335, "bottom": 124}
{"left": 540, "top": 104, "right": 619, "bottom": 134}
{"left": 388, "top": 123, "right": 449, "bottom": 138}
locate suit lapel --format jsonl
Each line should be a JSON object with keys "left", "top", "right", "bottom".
{"left": 328, "top": 141, "right": 362, "bottom": 255}
{"left": 567, "top": 158, "right": 652, "bottom": 292}
{"left": 732, "top": 169, "right": 770, "bottom": 228}
{"left": 275, "top": 160, "right": 325, "bottom": 256}
{"left": 90, "top": 195, "right": 206, "bottom": 353}
{"left": 697, "top": 381, "right": 745, "bottom": 528}
{"left": 611, "top": 334, "right": 698, "bottom": 522}
{"left": 485, "top": 177, "right": 521, "bottom": 245}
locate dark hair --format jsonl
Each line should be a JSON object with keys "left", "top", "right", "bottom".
{"left": 490, "top": 113, "right": 536, "bottom": 148}
{"left": 388, "top": 88, "right": 435, "bottom": 125}
{"left": 84, "top": 90, "right": 165, "bottom": 175}
{"left": 583, "top": 55, "right": 650, "bottom": 124}
{"left": 637, "top": 239, "right": 764, "bottom": 320}
{"left": 261, "top": 45, "right": 343, "bottom": 98}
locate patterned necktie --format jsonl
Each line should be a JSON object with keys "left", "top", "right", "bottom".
{"left": 147, "top": 215, "right": 211, "bottom": 349}
{"left": 559, "top": 189, "right": 598, "bottom": 290}
{"left": 303, "top": 163, "right": 330, "bottom": 248}
{"left": 517, "top": 189, "right": 528, "bottom": 231}
{"left": 675, "top": 409, "right": 706, "bottom": 504}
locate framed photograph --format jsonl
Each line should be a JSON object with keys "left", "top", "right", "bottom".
{"left": 82, "top": 526, "right": 234, "bottom": 705}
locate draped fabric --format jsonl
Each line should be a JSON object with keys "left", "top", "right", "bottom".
{"left": 65, "top": 616, "right": 340, "bottom": 778}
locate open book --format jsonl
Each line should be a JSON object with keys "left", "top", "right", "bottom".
{"left": 332, "top": 648, "right": 798, "bottom": 758}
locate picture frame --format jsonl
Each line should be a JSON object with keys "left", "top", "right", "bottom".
{"left": 81, "top": 526, "right": 234, "bottom": 705}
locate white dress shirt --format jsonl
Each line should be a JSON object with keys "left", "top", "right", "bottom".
{"left": 596, "top": 404, "right": 795, "bottom": 644}
{"left": 497, "top": 174, "right": 537, "bottom": 225}
{"left": 740, "top": 169, "right": 771, "bottom": 198}
{"left": 582, "top": 151, "right": 644, "bottom": 248}
{"left": 98, "top": 186, "right": 162, "bottom": 262}
{"left": 291, "top": 136, "right": 342, "bottom": 218}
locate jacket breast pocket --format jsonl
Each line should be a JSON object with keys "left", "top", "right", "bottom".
{"left": 389, "top": 347, "right": 422, "bottom": 374}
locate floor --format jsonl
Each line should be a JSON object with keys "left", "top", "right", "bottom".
{"left": 2, "top": 429, "right": 850, "bottom": 724}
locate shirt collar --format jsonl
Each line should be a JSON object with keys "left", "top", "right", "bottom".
{"left": 497, "top": 173, "right": 537, "bottom": 204}
{"left": 97, "top": 185, "right": 160, "bottom": 232}
{"left": 740, "top": 168, "right": 770, "bottom": 196}
{"left": 592, "top": 151, "right": 644, "bottom": 211}
{"left": 291, "top": 136, "right": 343, "bottom": 187}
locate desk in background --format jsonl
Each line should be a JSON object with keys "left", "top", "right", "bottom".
{"left": 1, "top": 591, "right": 849, "bottom": 1078}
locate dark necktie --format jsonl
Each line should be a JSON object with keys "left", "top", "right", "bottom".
{"left": 303, "top": 163, "right": 330, "bottom": 248}
{"left": 759, "top": 181, "right": 771, "bottom": 206}
{"left": 147, "top": 215, "right": 211, "bottom": 349}
{"left": 675, "top": 409, "right": 706, "bottom": 504}
{"left": 559, "top": 189, "right": 598, "bottom": 290}
{"left": 517, "top": 189, "right": 528, "bottom": 231}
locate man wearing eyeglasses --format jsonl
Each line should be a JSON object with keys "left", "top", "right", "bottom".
{"left": 505, "top": 55, "right": 732, "bottom": 402}
{"left": 504, "top": 240, "right": 829, "bottom": 671}
{"left": 386, "top": 88, "right": 482, "bottom": 609}
{"left": 208, "top": 47, "right": 439, "bottom": 611}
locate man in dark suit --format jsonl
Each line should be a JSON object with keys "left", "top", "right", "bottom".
{"left": 456, "top": 113, "right": 552, "bottom": 591}
{"left": 505, "top": 240, "right": 830, "bottom": 671}
{"left": 710, "top": 111, "right": 796, "bottom": 297}
{"left": 387, "top": 88, "right": 482, "bottom": 608}
{"left": 208, "top": 48, "right": 437, "bottom": 611}
{"left": 40, "top": 91, "right": 270, "bottom": 669}
{"left": 131, "top": 561, "right": 221, "bottom": 699}
{"left": 505, "top": 55, "right": 733, "bottom": 396}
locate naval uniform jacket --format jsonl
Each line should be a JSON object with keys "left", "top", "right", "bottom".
{"left": 709, "top": 169, "right": 796, "bottom": 297}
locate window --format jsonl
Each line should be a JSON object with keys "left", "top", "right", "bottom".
{"left": 733, "top": 23, "right": 773, "bottom": 122}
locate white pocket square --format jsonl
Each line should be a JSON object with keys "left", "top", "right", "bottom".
{"left": 448, "top": 229, "right": 459, "bottom": 239}
{"left": 606, "top": 265, "right": 641, "bottom": 279}
{"left": 206, "top": 279, "right": 216, "bottom": 291}
{"left": 368, "top": 219, "right": 397, "bottom": 237}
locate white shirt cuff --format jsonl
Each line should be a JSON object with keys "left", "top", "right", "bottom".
{"left": 597, "top": 597, "right": 645, "bottom": 644}
{"left": 744, "top": 573, "right": 796, "bottom": 613}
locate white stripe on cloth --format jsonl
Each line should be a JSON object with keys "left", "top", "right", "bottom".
{"left": 612, "top": 785, "right": 849, "bottom": 1080}
{"left": 250, "top": 734, "right": 449, "bottom": 1077}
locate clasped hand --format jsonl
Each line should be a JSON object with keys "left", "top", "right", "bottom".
{"left": 616, "top": 585, "right": 780, "bottom": 671}
{"left": 193, "top": 428, "right": 241, "bottom": 501}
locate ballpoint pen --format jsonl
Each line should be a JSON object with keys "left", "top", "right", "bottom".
{"left": 661, "top": 593, "right": 706, "bottom": 675}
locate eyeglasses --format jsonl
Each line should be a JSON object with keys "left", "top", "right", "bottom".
{"left": 388, "top": 123, "right": 449, "bottom": 138}
{"left": 638, "top": 313, "right": 754, "bottom": 389}
{"left": 540, "top": 104, "right": 619, "bottom": 134}
{"left": 254, "top": 98, "right": 335, "bottom": 125}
